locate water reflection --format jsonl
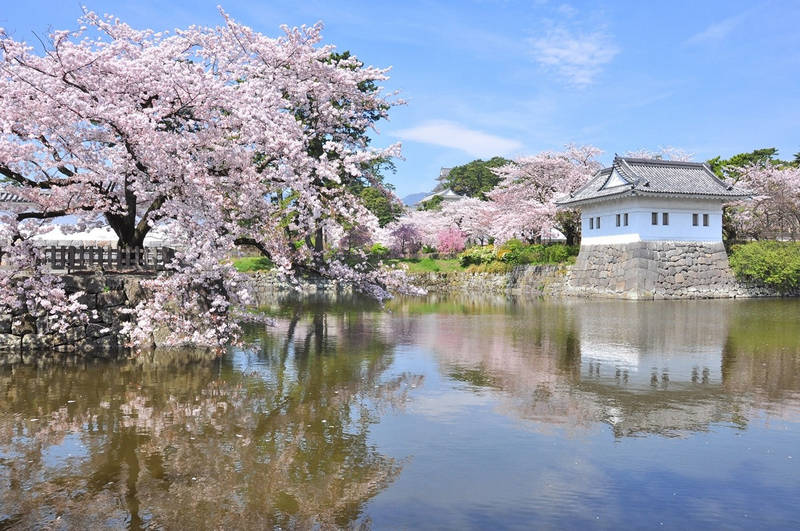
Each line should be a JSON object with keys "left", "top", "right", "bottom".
{"left": 0, "top": 309, "right": 419, "bottom": 529}
{"left": 387, "top": 296, "right": 800, "bottom": 437}
{"left": 1, "top": 296, "right": 799, "bottom": 528}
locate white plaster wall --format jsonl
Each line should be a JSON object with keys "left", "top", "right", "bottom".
{"left": 580, "top": 197, "right": 724, "bottom": 245}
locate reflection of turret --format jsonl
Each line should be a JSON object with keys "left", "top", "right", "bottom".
{"left": 392, "top": 296, "right": 800, "bottom": 437}
{"left": 576, "top": 300, "right": 729, "bottom": 385}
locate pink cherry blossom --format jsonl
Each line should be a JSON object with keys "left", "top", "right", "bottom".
{"left": 0, "top": 9, "right": 415, "bottom": 348}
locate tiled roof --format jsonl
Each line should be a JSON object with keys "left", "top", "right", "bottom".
{"left": 0, "top": 188, "right": 30, "bottom": 203}
{"left": 419, "top": 187, "right": 462, "bottom": 204}
{"left": 557, "top": 157, "right": 750, "bottom": 207}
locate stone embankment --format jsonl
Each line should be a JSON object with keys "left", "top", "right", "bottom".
{"left": 409, "top": 264, "right": 571, "bottom": 296}
{"left": 568, "top": 242, "right": 793, "bottom": 299}
{"left": 410, "top": 242, "right": 794, "bottom": 299}
{"left": 2, "top": 244, "right": 794, "bottom": 356}
{"left": 248, "top": 271, "right": 354, "bottom": 307}
{"left": 0, "top": 274, "right": 145, "bottom": 358}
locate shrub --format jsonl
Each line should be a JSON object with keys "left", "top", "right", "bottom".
{"left": 459, "top": 245, "right": 495, "bottom": 266}
{"left": 545, "top": 244, "right": 570, "bottom": 263}
{"left": 370, "top": 243, "right": 389, "bottom": 259}
{"left": 466, "top": 261, "right": 512, "bottom": 273}
{"left": 729, "top": 241, "right": 800, "bottom": 293}
{"left": 497, "top": 239, "right": 545, "bottom": 265}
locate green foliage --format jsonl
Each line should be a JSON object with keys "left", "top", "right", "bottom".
{"left": 417, "top": 195, "right": 444, "bottom": 211}
{"left": 496, "top": 239, "right": 538, "bottom": 265}
{"left": 444, "top": 157, "right": 510, "bottom": 199}
{"left": 359, "top": 187, "right": 403, "bottom": 227}
{"left": 459, "top": 242, "right": 577, "bottom": 268}
{"left": 459, "top": 245, "right": 496, "bottom": 266}
{"left": 232, "top": 256, "right": 274, "bottom": 272}
{"left": 369, "top": 243, "right": 389, "bottom": 259}
{"left": 388, "top": 258, "right": 463, "bottom": 273}
{"left": 729, "top": 241, "right": 800, "bottom": 293}
{"left": 496, "top": 240, "right": 577, "bottom": 265}
{"left": 416, "top": 257, "right": 440, "bottom": 272}
{"left": 707, "top": 148, "right": 786, "bottom": 181}
{"left": 421, "top": 244, "right": 437, "bottom": 254}
{"left": 465, "top": 261, "right": 512, "bottom": 274}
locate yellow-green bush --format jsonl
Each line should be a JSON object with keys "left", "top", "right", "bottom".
{"left": 729, "top": 241, "right": 800, "bottom": 293}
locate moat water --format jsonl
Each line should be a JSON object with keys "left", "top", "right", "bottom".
{"left": 2, "top": 296, "right": 800, "bottom": 529}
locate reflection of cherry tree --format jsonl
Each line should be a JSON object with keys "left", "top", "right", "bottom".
{"left": 0, "top": 309, "right": 421, "bottom": 529}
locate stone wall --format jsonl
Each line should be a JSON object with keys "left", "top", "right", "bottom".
{"left": 409, "top": 243, "right": 795, "bottom": 300}
{"left": 409, "top": 264, "right": 571, "bottom": 296}
{"left": 248, "top": 271, "right": 355, "bottom": 307}
{"left": 0, "top": 274, "right": 146, "bottom": 357}
{"left": 567, "top": 241, "right": 791, "bottom": 299}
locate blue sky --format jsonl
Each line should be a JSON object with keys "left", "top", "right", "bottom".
{"left": 3, "top": 0, "right": 799, "bottom": 197}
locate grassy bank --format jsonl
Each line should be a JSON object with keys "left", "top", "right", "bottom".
{"left": 232, "top": 256, "right": 273, "bottom": 272}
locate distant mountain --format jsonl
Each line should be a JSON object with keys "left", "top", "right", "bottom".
{"left": 401, "top": 192, "right": 428, "bottom": 206}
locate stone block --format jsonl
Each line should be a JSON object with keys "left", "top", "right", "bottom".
{"left": 76, "top": 292, "right": 97, "bottom": 310}
{"left": 11, "top": 314, "right": 36, "bottom": 336}
{"left": 63, "top": 274, "right": 105, "bottom": 294}
{"left": 54, "top": 344, "right": 77, "bottom": 353}
{"left": 0, "top": 333, "right": 21, "bottom": 351}
{"left": 22, "top": 334, "right": 55, "bottom": 351}
{"left": 86, "top": 323, "right": 113, "bottom": 338}
{"left": 97, "top": 290, "right": 127, "bottom": 308}
{"left": 0, "top": 314, "right": 11, "bottom": 334}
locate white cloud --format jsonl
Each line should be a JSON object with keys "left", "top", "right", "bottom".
{"left": 394, "top": 120, "right": 523, "bottom": 158}
{"left": 685, "top": 12, "right": 748, "bottom": 45}
{"left": 529, "top": 27, "right": 619, "bottom": 86}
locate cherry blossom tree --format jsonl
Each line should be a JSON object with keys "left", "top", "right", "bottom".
{"left": 0, "top": 9, "right": 415, "bottom": 348}
{"left": 624, "top": 147, "right": 694, "bottom": 162}
{"left": 436, "top": 227, "right": 466, "bottom": 255}
{"left": 386, "top": 223, "right": 423, "bottom": 257}
{"left": 726, "top": 164, "right": 800, "bottom": 241}
{"left": 489, "top": 144, "right": 602, "bottom": 245}
{"left": 440, "top": 197, "right": 497, "bottom": 245}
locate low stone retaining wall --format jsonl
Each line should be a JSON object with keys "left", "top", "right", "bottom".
{"left": 248, "top": 271, "right": 354, "bottom": 307}
{"left": 3, "top": 251, "right": 792, "bottom": 356}
{"left": 0, "top": 274, "right": 146, "bottom": 357}
{"left": 409, "top": 264, "right": 571, "bottom": 296}
{"left": 409, "top": 244, "right": 794, "bottom": 300}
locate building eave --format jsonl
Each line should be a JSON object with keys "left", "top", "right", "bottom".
{"left": 557, "top": 189, "right": 751, "bottom": 209}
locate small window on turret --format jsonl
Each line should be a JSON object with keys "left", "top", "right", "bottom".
{"left": 616, "top": 214, "right": 620, "bottom": 227}
{"left": 624, "top": 213, "right": 629, "bottom": 226}
{"left": 596, "top": 217, "right": 600, "bottom": 229}
{"left": 693, "top": 213, "right": 699, "bottom": 226}
{"left": 590, "top": 217, "right": 594, "bottom": 230}
{"left": 703, "top": 214, "right": 709, "bottom": 226}
{"left": 651, "top": 212, "right": 658, "bottom": 225}
{"left": 662, "top": 212, "right": 669, "bottom": 225}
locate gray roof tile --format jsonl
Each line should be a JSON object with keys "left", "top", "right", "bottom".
{"left": 557, "top": 157, "right": 749, "bottom": 207}
{"left": 0, "top": 188, "right": 29, "bottom": 203}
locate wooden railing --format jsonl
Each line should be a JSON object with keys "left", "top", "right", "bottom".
{"left": 38, "top": 246, "right": 175, "bottom": 272}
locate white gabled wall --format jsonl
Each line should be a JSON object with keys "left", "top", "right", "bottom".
{"left": 580, "top": 197, "right": 724, "bottom": 245}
